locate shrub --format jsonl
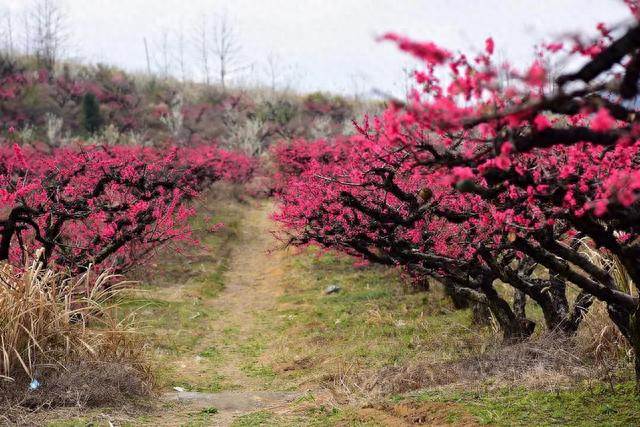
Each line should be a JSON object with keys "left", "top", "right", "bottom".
{"left": 81, "top": 91, "right": 103, "bottom": 134}
{"left": 256, "top": 99, "right": 298, "bottom": 127}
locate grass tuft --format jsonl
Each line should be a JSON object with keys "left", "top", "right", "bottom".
{"left": 0, "top": 251, "right": 151, "bottom": 414}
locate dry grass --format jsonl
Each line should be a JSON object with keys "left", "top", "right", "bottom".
{"left": 576, "top": 301, "right": 632, "bottom": 378}
{"left": 341, "top": 333, "right": 590, "bottom": 398}
{"left": 328, "top": 329, "right": 631, "bottom": 402}
{"left": 574, "top": 241, "right": 633, "bottom": 373}
{"left": 337, "top": 308, "right": 633, "bottom": 402}
{"left": 0, "top": 250, "right": 152, "bottom": 416}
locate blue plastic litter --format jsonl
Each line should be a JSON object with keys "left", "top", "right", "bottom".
{"left": 29, "top": 379, "right": 40, "bottom": 390}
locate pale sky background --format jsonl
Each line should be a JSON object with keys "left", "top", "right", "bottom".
{"left": 0, "top": 0, "right": 634, "bottom": 97}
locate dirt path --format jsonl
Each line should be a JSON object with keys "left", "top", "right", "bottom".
{"left": 36, "top": 198, "right": 482, "bottom": 426}
{"left": 150, "top": 202, "right": 301, "bottom": 426}
{"left": 202, "top": 201, "right": 288, "bottom": 390}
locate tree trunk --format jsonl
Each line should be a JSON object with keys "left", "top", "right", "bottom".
{"left": 472, "top": 303, "right": 492, "bottom": 326}
{"left": 562, "top": 291, "right": 594, "bottom": 334}
{"left": 480, "top": 278, "right": 535, "bottom": 342}
{"left": 513, "top": 290, "right": 527, "bottom": 319}
{"left": 445, "top": 285, "right": 470, "bottom": 309}
{"left": 630, "top": 308, "right": 640, "bottom": 393}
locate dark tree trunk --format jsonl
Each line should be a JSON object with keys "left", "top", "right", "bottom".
{"left": 414, "top": 278, "right": 430, "bottom": 292}
{"left": 513, "top": 290, "right": 527, "bottom": 319}
{"left": 480, "top": 277, "right": 535, "bottom": 342}
{"left": 445, "top": 285, "right": 470, "bottom": 309}
{"left": 535, "top": 276, "right": 570, "bottom": 332}
{"left": 471, "top": 303, "right": 492, "bottom": 326}
{"left": 562, "top": 291, "right": 595, "bottom": 334}
{"left": 629, "top": 309, "right": 640, "bottom": 394}
{"left": 523, "top": 276, "right": 593, "bottom": 335}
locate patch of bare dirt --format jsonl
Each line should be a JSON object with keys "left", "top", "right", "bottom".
{"left": 343, "top": 402, "right": 478, "bottom": 427}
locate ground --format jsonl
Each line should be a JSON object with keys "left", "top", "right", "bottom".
{"left": 38, "top": 193, "right": 640, "bottom": 426}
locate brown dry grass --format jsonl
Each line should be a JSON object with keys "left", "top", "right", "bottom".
{"left": 0, "top": 251, "right": 152, "bottom": 422}
{"left": 328, "top": 330, "right": 629, "bottom": 401}
{"left": 575, "top": 301, "right": 632, "bottom": 379}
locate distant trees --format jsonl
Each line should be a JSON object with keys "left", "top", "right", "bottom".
{"left": 154, "top": 29, "right": 172, "bottom": 80}
{"left": 210, "top": 12, "right": 241, "bottom": 92}
{"left": 193, "top": 12, "right": 244, "bottom": 91}
{"left": 0, "top": 0, "right": 67, "bottom": 73}
{"left": 0, "top": 6, "right": 15, "bottom": 56}
{"left": 30, "top": 0, "right": 67, "bottom": 72}
{"left": 194, "top": 16, "right": 211, "bottom": 86}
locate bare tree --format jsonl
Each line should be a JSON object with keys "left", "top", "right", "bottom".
{"left": 265, "top": 52, "right": 280, "bottom": 94}
{"left": 194, "top": 15, "right": 211, "bottom": 85}
{"left": 210, "top": 12, "right": 243, "bottom": 92}
{"left": 154, "top": 28, "right": 172, "bottom": 79}
{"left": 175, "top": 25, "right": 189, "bottom": 82}
{"left": 349, "top": 71, "right": 369, "bottom": 103}
{"left": 18, "top": 7, "right": 33, "bottom": 56}
{"left": 30, "top": 0, "right": 67, "bottom": 72}
{"left": 143, "top": 37, "right": 152, "bottom": 75}
{"left": 263, "top": 52, "right": 301, "bottom": 98}
{"left": 0, "top": 8, "right": 15, "bottom": 56}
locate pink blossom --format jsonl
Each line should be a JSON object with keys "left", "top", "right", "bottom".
{"left": 485, "top": 37, "right": 495, "bottom": 55}
{"left": 591, "top": 107, "right": 615, "bottom": 131}
{"left": 533, "top": 114, "right": 551, "bottom": 131}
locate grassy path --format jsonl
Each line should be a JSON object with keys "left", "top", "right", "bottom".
{"left": 44, "top": 195, "right": 640, "bottom": 427}
{"left": 134, "top": 199, "right": 302, "bottom": 426}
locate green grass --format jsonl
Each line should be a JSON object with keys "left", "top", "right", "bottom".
{"left": 269, "top": 247, "right": 490, "bottom": 388}
{"left": 229, "top": 408, "right": 356, "bottom": 427}
{"left": 198, "top": 346, "right": 223, "bottom": 360}
{"left": 414, "top": 382, "right": 640, "bottom": 426}
{"left": 241, "top": 363, "right": 276, "bottom": 383}
{"left": 231, "top": 411, "right": 283, "bottom": 427}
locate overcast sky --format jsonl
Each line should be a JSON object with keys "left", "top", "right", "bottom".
{"left": 0, "top": 0, "right": 633, "bottom": 96}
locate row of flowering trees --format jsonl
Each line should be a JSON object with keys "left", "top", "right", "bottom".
{"left": 0, "top": 140, "right": 254, "bottom": 274}
{"left": 273, "top": 10, "right": 640, "bottom": 385}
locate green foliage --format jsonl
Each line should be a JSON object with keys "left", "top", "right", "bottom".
{"left": 82, "top": 92, "right": 103, "bottom": 134}
{"left": 303, "top": 91, "right": 333, "bottom": 106}
{"left": 256, "top": 100, "right": 298, "bottom": 126}
{"left": 199, "top": 86, "right": 228, "bottom": 106}
{"left": 0, "top": 53, "right": 21, "bottom": 78}
{"left": 303, "top": 91, "right": 352, "bottom": 121}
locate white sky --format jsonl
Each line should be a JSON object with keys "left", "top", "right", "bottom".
{"left": 0, "top": 0, "right": 634, "bottom": 96}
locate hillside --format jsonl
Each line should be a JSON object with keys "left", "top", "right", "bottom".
{"left": 0, "top": 53, "right": 376, "bottom": 155}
